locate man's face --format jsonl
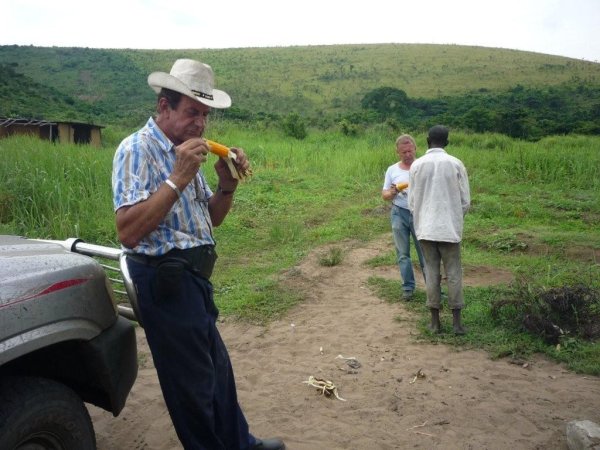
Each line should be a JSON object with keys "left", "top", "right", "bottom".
{"left": 396, "top": 141, "right": 416, "bottom": 165}
{"left": 161, "top": 95, "right": 211, "bottom": 145}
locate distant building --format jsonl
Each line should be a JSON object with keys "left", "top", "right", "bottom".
{"left": 0, "top": 117, "right": 104, "bottom": 147}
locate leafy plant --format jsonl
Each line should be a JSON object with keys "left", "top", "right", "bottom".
{"left": 281, "top": 113, "right": 307, "bottom": 140}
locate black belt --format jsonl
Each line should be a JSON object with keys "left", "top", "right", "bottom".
{"left": 128, "top": 246, "right": 217, "bottom": 280}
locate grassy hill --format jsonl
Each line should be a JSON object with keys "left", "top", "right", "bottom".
{"left": 1, "top": 43, "right": 599, "bottom": 128}
{"left": 0, "top": 62, "right": 105, "bottom": 123}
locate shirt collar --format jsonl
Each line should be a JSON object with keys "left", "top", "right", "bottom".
{"left": 425, "top": 147, "right": 446, "bottom": 154}
{"left": 146, "top": 117, "right": 175, "bottom": 154}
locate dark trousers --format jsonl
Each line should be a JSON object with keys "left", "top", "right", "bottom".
{"left": 419, "top": 240, "right": 464, "bottom": 310}
{"left": 128, "top": 259, "right": 255, "bottom": 450}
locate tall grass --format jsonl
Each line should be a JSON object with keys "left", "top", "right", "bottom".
{"left": 0, "top": 135, "right": 116, "bottom": 241}
{"left": 1, "top": 127, "right": 599, "bottom": 309}
{"left": 454, "top": 132, "right": 600, "bottom": 189}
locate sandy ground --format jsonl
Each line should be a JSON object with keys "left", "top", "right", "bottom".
{"left": 89, "top": 235, "right": 600, "bottom": 450}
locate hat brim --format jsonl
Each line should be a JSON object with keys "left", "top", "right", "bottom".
{"left": 148, "top": 72, "right": 232, "bottom": 109}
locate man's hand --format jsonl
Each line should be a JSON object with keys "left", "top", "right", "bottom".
{"left": 214, "top": 147, "right": 249, "bottom": 190}
{"left": 388, "top": 185, "right": 400, "bottom": 197}
{"left": 171, "top": 138, "right": 209, "bottom": 187}
{"left": 207, "top": 146, "right": 249, "bottom": 226}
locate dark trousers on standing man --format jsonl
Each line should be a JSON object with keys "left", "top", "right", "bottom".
{"left": 127, "top": 258, "right": 256, "bottom": 450}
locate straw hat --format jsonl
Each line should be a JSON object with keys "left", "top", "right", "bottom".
{"left": 148, "top": 59, "right": 231, "bottom": 109}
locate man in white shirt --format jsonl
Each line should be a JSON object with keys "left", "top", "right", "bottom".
{"left": 408, "top": 125, "right": 470, "bottom": 334}
{"left": 382, "top": 134, "right": 426, "bottom": 300}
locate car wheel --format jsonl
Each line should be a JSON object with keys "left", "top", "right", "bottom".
{"left": 0, "top": 376, "right": 96, "bottom": 450}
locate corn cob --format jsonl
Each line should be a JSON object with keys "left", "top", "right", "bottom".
{"left": 205, "top": 139, "right": 252, "bottom": 179}
{"left": 206, "top": 139, "right": 237, "bottom": 160}
{"left": 395, "top": 182, "right": 409, "bottom": 191}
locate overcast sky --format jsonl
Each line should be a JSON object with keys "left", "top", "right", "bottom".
{"left": 2, "top": 0, "right": 599, "bottom": 62}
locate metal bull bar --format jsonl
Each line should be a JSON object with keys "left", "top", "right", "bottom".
{"left": 34, "top": 238, "right": 143, "bottom": 327}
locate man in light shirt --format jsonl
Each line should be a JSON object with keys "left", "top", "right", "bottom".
{"left": 381, "top": 134, "right": 426, "bottom": 301}
{"left": 408, "top": 125, "right": 470, "bottom": 334}
{"left": 112, "top": 59, "right": 284, "bottom": 450}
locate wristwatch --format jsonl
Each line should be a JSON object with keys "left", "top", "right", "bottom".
{"left": 217, "top": 185, "right": 235, "bottom": 196}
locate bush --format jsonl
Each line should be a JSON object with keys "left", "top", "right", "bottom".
{"left": 281, "top": 113, "right": 307, "bottom": 140}
{"left": 491, "top": 282, "right": 600, "bottom": 344}
{"left": 339, "top": 119, "right": 360, "bottom": 136}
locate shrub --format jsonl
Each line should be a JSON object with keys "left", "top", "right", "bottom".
{"left": 281, "top": 113, "right": 307, "bottom": 140}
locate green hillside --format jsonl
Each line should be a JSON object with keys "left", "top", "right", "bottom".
{"left": 1, "top": 44, "right": 599, "bottom": 133}
{"left": 0, "top": 63, "right": 105, "bottom": 123}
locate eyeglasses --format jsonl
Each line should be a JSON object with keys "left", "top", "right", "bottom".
{"left": 194, "top": 175, "right": 208, "bottom": 204}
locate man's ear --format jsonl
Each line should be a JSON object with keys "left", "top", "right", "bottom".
{"left": 157, "top": 97, "right": 171, "bottom": 114}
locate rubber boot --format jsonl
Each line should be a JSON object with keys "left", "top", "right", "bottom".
{"left": 429, "top": 308, "right": 441, "bottom": 334}
{"left": 452, "top": 308, "right": 467, "bottom": 335}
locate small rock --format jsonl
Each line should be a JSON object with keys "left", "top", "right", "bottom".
{"left": 566, "top": 420, "right": 600, "bottom": 450}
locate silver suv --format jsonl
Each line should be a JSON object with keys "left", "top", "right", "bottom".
{"left": 0, "top": 235, "right": 140, "bottom": 450}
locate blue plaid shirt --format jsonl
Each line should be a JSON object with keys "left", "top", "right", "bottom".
{"left": 112, "top": 117, "right": 215, "bottom": 255}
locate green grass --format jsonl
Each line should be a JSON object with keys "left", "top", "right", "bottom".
{"left": 0, "top": 136, "right": 116, "bottom": 241}
{"left": 367, "top": 277, "right": 600, "bottom": 375}
{"left": 0, "top": 126, "right": 598, "bottom": 374}
{"left": 318, "top": 247, "right": 345, "bottom": 267}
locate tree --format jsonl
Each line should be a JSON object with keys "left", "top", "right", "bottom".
{"left": 361, "top": 87, "right": 409, "bottom": 116}
{"left": 282, "top": 113, "right": 307, "bottom": 140}
{"left": 461, "top": 106, "right": 496, "bottom": 133}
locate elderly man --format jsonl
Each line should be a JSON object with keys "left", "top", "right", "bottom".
{"left": 112, "top": 59, "right": 284, "bottom": 450}
{"left": 409, "top": 125, "right": 470, "bottom": 334}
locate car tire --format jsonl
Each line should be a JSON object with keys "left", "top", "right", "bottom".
{"left": 0, "top": 376, "right": 96, "bottom": 450}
